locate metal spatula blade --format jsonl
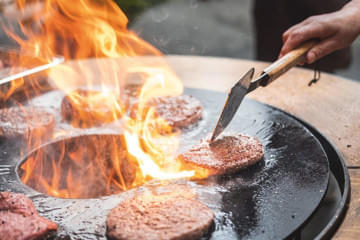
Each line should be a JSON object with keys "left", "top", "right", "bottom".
{"left": 210, "top": 68, "right": 254, "bottom": 142}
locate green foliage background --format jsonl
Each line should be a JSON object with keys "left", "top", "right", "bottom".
{"left": 114, "top": 0, "right": 168, "bottom": 22}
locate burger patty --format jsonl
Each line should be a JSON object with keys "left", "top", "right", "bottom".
{"left": 106, "top": 192, "right": 214, "bottom": 240}
{"left": 0, "top": 106, "right": 55, "bottom": 139}
{"left": 0, "top": 192, "right": 57, "bottom": 240}
{"left": 61, "top": 89, "right": 123, "bottom": 128}
{"left": 124, "top": 83, "right": 203, "bottom": 129}
{"left": 147, "top": 95, "right": 203, "bottom": 129}
{"left": 129, "top": 95, "right": 203, "bottom": 129}
{"left": 179, "top": 134, "right": 264, "bottom": 175}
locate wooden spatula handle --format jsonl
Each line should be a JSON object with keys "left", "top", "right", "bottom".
{"left": 262, "top": 40, "right": 317, "bottom": 86}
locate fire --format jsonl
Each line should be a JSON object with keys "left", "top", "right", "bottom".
{"left": 5, "top": 0, "right": 208, "bottom": 198}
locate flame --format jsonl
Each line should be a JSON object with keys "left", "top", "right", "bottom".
{"left": 5, "top": 0, "right": 208, "bottom": 198}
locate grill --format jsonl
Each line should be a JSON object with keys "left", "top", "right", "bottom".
{"left": 0, "top": 86, "right": 350, "bottom": 239}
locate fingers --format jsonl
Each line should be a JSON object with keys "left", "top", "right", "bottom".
{"left": 282, "top": 22, "right": 307, "bottom": 43}
{"left": 280, "top": 22, "right": 332, "bottom": 58}
{"left": 306, "top": 38, "right": 339, "bottom": 64}
{"left": 282, "top": 17, "right": 315, "bottom": 43}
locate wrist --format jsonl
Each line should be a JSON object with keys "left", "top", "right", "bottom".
{"left": 342, "top": 1, "right": 360, "bottom": 35}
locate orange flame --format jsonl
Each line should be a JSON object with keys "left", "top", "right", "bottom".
{"left": 5, "top": 0, "right": 208, "bottom": 198}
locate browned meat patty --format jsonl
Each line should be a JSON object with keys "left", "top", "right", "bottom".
{"left": 179, "top": 134, "right": 264, "bottom": 175}
{"left": 129, "top": 96, "right": 203, "bottom": 130}
{"left": 0, "top": 106, "right": 55, "bottom": 140}
{"left": 61, "top": 89, "right": 123, "bottom": 128}
{"left": 124, "top": 84, "right": 203, "bottom": 129}
{"left": 148, "top": 95, "right": 203, "bottom": 129}
{"left": 0, "top": 192, "right": 58, "bottom": 240}
{"left": 106, "top": 192, "right": 214, "bottom": 240}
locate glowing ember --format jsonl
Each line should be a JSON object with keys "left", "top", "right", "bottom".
{"left": 4, "top": 0, "right": 208, "bottom": 198}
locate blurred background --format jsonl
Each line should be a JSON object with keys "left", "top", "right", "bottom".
{"left": 1, "top": 0, "right": 360, "bottom": 80}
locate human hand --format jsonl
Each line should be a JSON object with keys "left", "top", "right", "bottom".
{"left": 279, "top": 2, "right": 360, "bottom": 64}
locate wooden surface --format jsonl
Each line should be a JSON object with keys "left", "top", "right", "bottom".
{"left": 165, "top": 55, "right": 360, "bottom": 239}
{"left": 333, "top": 169, "right": 360, "bottom": 239}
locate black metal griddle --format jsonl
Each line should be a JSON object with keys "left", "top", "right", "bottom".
{"left": 0, "top": 87, "right": 349, "bottom": 240}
